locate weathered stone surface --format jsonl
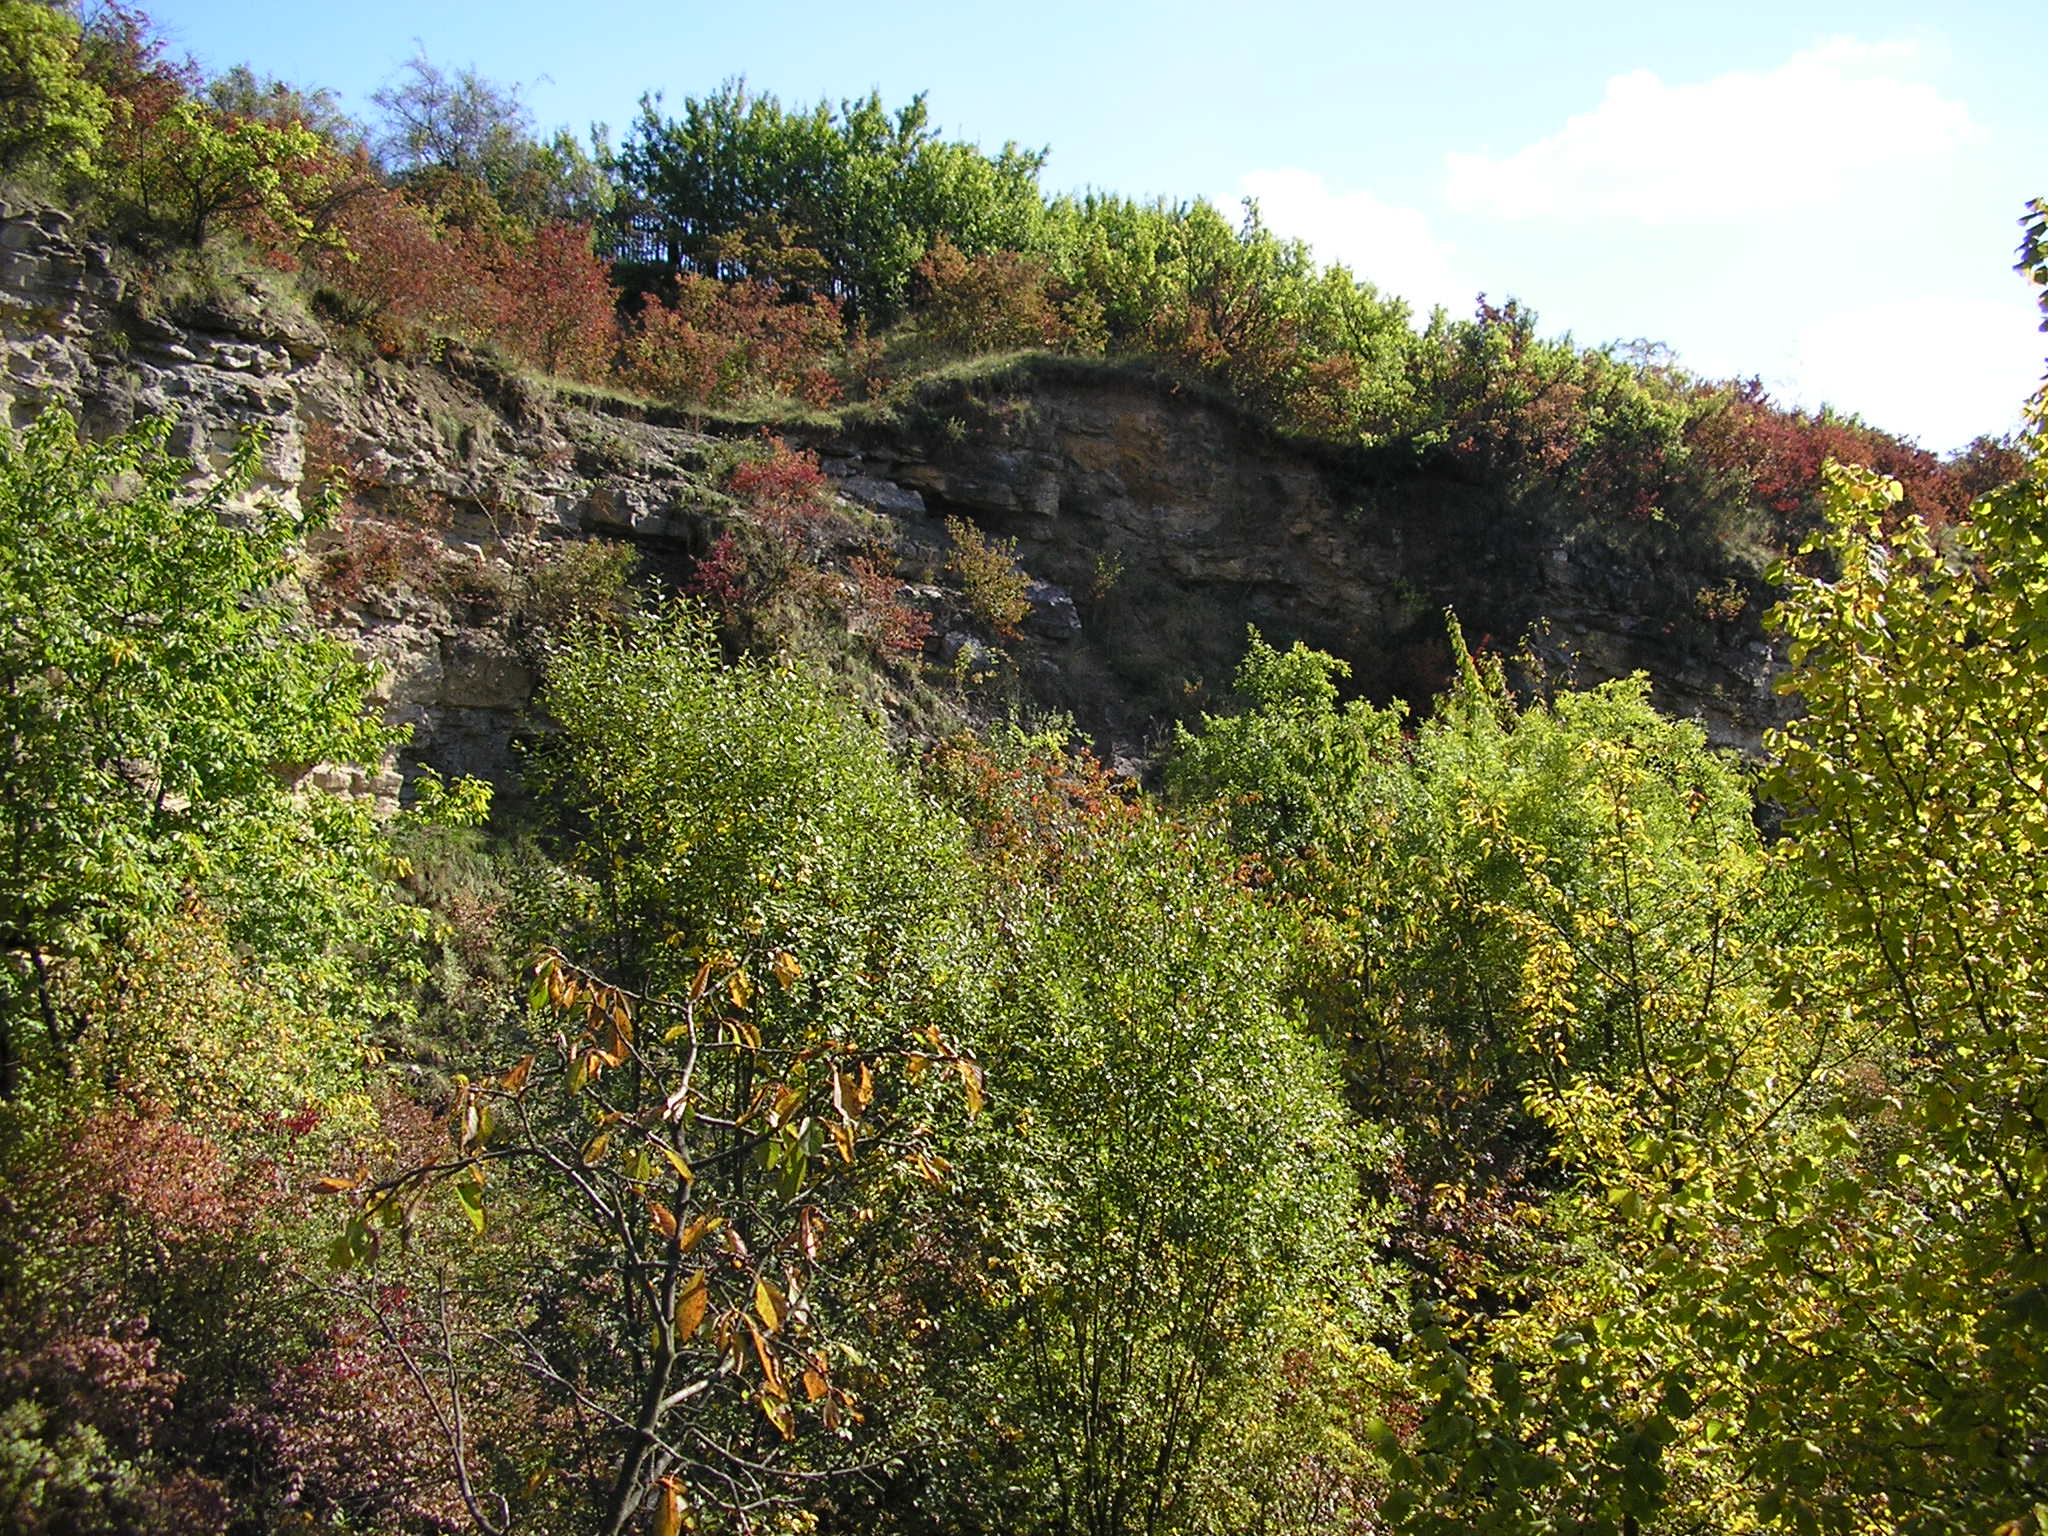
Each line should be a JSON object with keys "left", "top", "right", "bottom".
{"left": 834, "top": 472, "right": 927, "bottom": 517}
{"left": 1024, "top": 579, "right": 1082, "bottom": 642}
{"left": 821, "top": 372, "right": 1788, "bottom": 755}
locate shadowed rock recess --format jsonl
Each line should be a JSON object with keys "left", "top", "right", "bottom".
{"left": 0, "top": 200, "right": 1787, "bottom": 795}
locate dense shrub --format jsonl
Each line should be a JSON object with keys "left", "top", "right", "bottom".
{"left": 910, "top": 235, "right": 1077, "bottom": 355}
{"left": 625, "top": 274, "right": 843, "bottom": 405}
{"left": 944, "top": 514, "right": 1031, "bottom": 637}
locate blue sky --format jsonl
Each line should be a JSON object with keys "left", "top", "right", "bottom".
{"left": 146, "top": 0, "right": 2048, "bottom": 451}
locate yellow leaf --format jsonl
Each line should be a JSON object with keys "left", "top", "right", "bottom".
{"left": 770, "top": 1081, "right": 804, "bottom": 1127}
{"left": 770, "top": 949, "right": 803, "bottom": 987}
{"left": 689, "top": 958, "right": 715, "bottom": 1002}
{"left": 726, "top": 970, "right": 756, "bottom": 1011}
{"left": 656, "top": 1141, "right": 694, "bottom": 1184}
{"left": 829, "top": 1121, "right": 856, "bottom": 1164}
{"left": 760, "top": 1391, "right": 795, "bottom": 1440}
{"left": 755, "top": 1276, "right": 789, "bottom": 1333}
{"left": 581, "top": 1131, "right": 611, "bottom": 1165}
{"left": 674, "top": 1271, "right": 708, "bottom": 1341}
{"left": 731, "top": 1015, "right": 762, "bottom": 1051}
{"left": 678, "top": 1211, "right": 719, "bottom": 1255}
{"left": 956, "top": 1057, "right": 984, "bottom": 1116}
{"left": 311, "top": 1175, "right": 357, "bottom": 1195}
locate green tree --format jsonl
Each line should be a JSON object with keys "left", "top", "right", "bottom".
{"left": 929, "top": 730, "right": 1367, "bottom": 1536}
{"left": 372, "top": 50, "right": 612, "bottom": 232}
{"left": 0, "top": 408, "right": 400, "bottom": 1098}
{"left": 0, "top": 0, "right": 109, "bottom": 176}
{"left": 345, "top": 606, "right": 989, "bottom": 1534}
{"left": 619, "top": 81, "right": 1045, "bottom": 318}
{"left": 1381, "top": 205, "right": 2048, "bottom": 1535}
{"left": 113, "top": 95, "right": 337, "bottom": 246}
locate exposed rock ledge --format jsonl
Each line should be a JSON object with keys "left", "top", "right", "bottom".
{"left": 0, "top": 199, "right": 1788, "bottom": 803}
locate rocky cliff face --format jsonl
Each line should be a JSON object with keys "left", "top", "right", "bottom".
{"left": 812, "top": 366, "right": 1787, "bottom": 758}
{"left": 0, "top": 199, "right": 1787, "bottom": 798}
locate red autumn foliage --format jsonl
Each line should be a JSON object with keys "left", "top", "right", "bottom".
{"left": 727, "top": 437, "right": 835, "bottom": 527}
{"left": 688, "top": 528, "right": 753, "bottom": 624}
{"left": 911, "top": 237, "right": 1074, "bottom": 355}
{"left": 465, "top": 219, "right": 621, "bottom": 379}
{"left": 1686, "top": 380, "right": 1971, "bottom": 537}
{"left": 255, "top": 1323, "right": 471, "bottom": 1533}
{"left": 626, "top": 276, "right": 843, "bottom": 406}
{"left": 849, "top": 551, "right": 933, "bottom": 657}
{"left": 317, "top": 185, "right": 471, "bottom": 344}
{"left": 923, "top": 736, "right": 1140, "bottom": 883}
{"left": 317, "top": 196, "right": 618, "bottom": 375}
{"left": 688, "top": 442, "right": 839, "bottom": 629}
{"left": 60, "top": 1102, "right": 277, "bottom": 1251}
{"left": 80, "top": 1, "right": 197, "bottom": 144}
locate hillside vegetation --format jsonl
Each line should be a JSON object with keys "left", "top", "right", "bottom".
{"left": 3, "top": 4, "right": 2048, "bottom": 1533}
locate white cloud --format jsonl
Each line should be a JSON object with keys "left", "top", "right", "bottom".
{"left": 1239, "top": 167, "right": 1471, "bottom": 319}
{"left": 1444, "top": 38, "right": 1977, "bottom": 223}
{"left": 1784, "top": 290, "right": 2042, "bottom": 451}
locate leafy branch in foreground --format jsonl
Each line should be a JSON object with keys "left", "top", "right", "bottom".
{"left": 330, "top": 607, "right": 990, "bottom": 1534}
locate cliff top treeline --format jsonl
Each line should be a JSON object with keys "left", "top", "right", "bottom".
{"left": 0, "top": 0, "right": 2024, "bottom": 558}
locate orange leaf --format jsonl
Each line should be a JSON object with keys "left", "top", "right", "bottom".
{"left": 797, "top": 1205, "right": 825, "bottom": 1260}
{"left": 650, "top": 1202, "right": 678, "bottom": 1241}
{"left": 726, "top": 970, "right": 756, "bottom": 1011}
{"left": 771, "top": 1081, "right": 804, "bottom": 1127}
{"left": 747, "top": 1318, "right": 784, "bottom": 1393}
{"left": 499, "top": 1055, "right": 533, "bottom": 1094}
{"left": 803, "top": 1367, "right": 829, "bottom": 1402}
{"left": 653, "top": 1478, "right": 685, "bottom": 1536}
